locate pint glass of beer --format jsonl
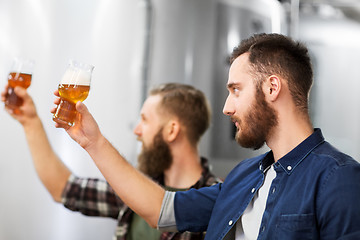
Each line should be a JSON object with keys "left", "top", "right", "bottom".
{"left": 52, "top": 60, "right": 94, "bottom": 127}
{"left": 5, "top": 57, "right": 35, "bottom": 113}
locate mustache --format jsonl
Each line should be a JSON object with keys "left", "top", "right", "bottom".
{"left": 230, "top": 116, "right": 240, "bottom": 125}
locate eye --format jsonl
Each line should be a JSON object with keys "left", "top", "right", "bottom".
{"left": 232, "top": 87, "right": 240, "bottom": 95}
{"left": 226, "top": 83, "right": 241, "bottom": 96}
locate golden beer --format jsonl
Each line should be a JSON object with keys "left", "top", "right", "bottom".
{"left": 5, "top": 72, "right": 32, "bottom": 113}
{"left": 53, "top": 84, "right": 90, "bottom": 127}
{"left": 52, "top": 60, "right": 93, "bottom": 127}
{"left": 58, "top": 84, "right": 90, "bottom": 103}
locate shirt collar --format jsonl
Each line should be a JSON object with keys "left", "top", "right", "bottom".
{"left": 259, "top": 152, "right": 275, "bottom": 173}
{"left": 260, "top": 128, "right": 325, "bottom": 175}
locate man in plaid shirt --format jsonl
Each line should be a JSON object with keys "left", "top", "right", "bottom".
{"left": 63, "top": 157, "right": 219, "bottom": 240}
{"left": 2, "top": 82, "right": 221, "bottom": 239}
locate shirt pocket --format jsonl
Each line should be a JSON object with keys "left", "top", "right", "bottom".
{"left": 275, "top": 213, "right": 317, "bottom": 240}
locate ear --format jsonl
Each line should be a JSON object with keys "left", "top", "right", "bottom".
{"left": 264, "top": 75, "right": 281, "bottom": 101}
{"left": 163, "top": 120, "right": 181, "bottom": 143}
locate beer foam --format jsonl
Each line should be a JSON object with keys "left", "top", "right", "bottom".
{"left": 60, "top": 68, "right": 91, "bottom": 85}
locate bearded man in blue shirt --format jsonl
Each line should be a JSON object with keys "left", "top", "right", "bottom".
{"left": 54, "top": 33, "right": 360, "bottom": 239}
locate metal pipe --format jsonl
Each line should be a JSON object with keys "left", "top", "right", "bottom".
{"left": 290, "top": 0, "right": 300, "bottom": 39}
{"left": 140, "top": 0, "right": 153, "bottom": 103}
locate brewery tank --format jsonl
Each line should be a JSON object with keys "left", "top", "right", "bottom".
{"left": 299, "top": 4, "right": 360, "bottom": 160}
{"left": 146, "top": 0, "right": 287, "bottom": 177}
{"left": 209, "top": 0, "right": 287, "bottom": 176}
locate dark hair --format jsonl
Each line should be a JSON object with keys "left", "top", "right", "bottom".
{"left": 230, "top": 33, "right": 313, "bottom": 114}
{"left": 149, "top": 83, "right": 211, "bottom": 145}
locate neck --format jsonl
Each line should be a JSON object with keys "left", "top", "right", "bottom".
{"left": 164, "top": 142, "right": 202, "bottom": 189}
{"left": 267, "top": 111, "right": 313, "bottom": 162}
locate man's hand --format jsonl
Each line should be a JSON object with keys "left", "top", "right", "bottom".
{"left": 1, "top": 84, "right": 38, "bottom": 126}
{"left": 51, "top": 90, "right": 102, "bottom": 150}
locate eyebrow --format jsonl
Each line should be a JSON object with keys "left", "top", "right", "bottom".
{"left": 227, "top": 82, "right": 241, "bottom": 89}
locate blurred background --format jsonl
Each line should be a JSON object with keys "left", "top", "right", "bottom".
{"left": 0, "top": 0, "right": 359, "bottom": 239}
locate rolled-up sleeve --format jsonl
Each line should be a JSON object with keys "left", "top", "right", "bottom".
{"left": 158, "top": 191, "right": 178, "bottom": 232}
{"left": 61, "top": 174, "right": 121, "bottom": 219}
{"left": 158, "top": 183, "right": 221, "bottom": 233}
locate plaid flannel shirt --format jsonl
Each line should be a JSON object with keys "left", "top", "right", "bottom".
{"left": 61, "top": 157, "right": 221, "bottom": 240}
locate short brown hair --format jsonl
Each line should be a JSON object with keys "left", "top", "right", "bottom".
{"left": 149, "top": 83, "right": 211, "bottom": 145}
{"left": 230, "top": 33, "right": 313, "bottom": 114}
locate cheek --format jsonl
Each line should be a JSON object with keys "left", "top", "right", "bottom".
{"left": 143, "top": 131, "right": 152, "bottom": 142}
{"left": 235, "top": 100, "right": 250, "bottom": 118}
{"left": 143, "top": 128, "right": 156, "bottom": 142}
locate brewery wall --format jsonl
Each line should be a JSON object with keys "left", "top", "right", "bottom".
{"left": 0, "top": 1, "right": 144, "bottom": 239}
{"left": 0, "top": 0, "right": 360, "bottom": 239}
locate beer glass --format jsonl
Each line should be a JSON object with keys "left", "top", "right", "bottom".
{"left": 5, "top": 57, "right": 35, "bottom": 113}
{"left": 52, "top": 60, "right": 94, "bottom": 127}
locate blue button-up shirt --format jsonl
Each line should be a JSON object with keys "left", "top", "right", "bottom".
{"left": 174, "top": 129, "right": 360, "bottom": 239}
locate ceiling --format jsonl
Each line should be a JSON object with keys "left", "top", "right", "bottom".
{"left": 299, "top": 0, "right": 360, "bottom": 22}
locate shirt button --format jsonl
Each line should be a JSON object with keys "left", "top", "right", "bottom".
{"left": 251, "top": 188, "right": 255, "bottom": 193}
{"left": 228, "top": 220, "right": 233, "bottom": 226}
{"left": 261, "top": 226, "right": 266, "bottom": 232}
{"left": 287, "top": 166, "right": 292, "bottom": 171}
{"left": 272, "top": 187, "right": 276, "bottom": 194}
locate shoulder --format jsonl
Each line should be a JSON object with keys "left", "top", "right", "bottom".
{"left": 310, "top": 144, "right": 360, "bottom": 237}
{"left": 309, "top": 142, "right": 360, "bottom": 193}
{"left": 310, "top": 141, "right": 359, "bottom": 173}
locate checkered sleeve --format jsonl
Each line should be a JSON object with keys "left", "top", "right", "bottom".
{"left": 61, "top": 174, "right": 122, "bottom": 219}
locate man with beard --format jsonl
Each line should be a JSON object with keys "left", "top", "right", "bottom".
{"left": 1, "top": 83, "right": 220, "bottom": 240}
{"left": 53, "top": 33, "right": 360, "bottom": 240}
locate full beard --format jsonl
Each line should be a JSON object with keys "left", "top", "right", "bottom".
{"left": 233, "top": 89, "right": 278, "bottom": 150}
{"left": 137, "top": 129, "right": 173, "bottom": 178}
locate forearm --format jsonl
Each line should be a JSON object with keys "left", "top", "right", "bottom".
{"left": 23, "top": 116, "right": 71, "bottom": 202}
{"left": 85, "top": 136, "right": 165, "bottom": 228}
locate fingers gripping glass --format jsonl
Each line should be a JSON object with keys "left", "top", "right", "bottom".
{"left": 52, "top": 60, "right": 94, "bottom": 127}
{"left": 5, "top": 57, "right": 35, "bottom": 114}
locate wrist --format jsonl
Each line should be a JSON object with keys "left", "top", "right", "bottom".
{"left": 84, "top": 134, "right": 108, "bottom": 156}
{"left": 22, "top": 115, "right": 42, "bottom": 131}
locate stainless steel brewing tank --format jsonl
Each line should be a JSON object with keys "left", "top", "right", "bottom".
{"left": 299, "top": 7, "right": 360, "bottom": 160}
{"left": 210, "top": 0, "right": 286, "bottom": 168}
{"left": 146, "top": 0, "right": 287, "bottom": 177}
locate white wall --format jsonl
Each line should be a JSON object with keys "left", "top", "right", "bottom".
{"left": 0, "top": 0, "right": 144, "bottom": 239}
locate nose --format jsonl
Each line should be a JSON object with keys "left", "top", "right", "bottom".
{"left": 223, "top": 95, "right": 235, "bottom": 116}
{"left": 133, "top": 122, "right": 141, "bottom": 136}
